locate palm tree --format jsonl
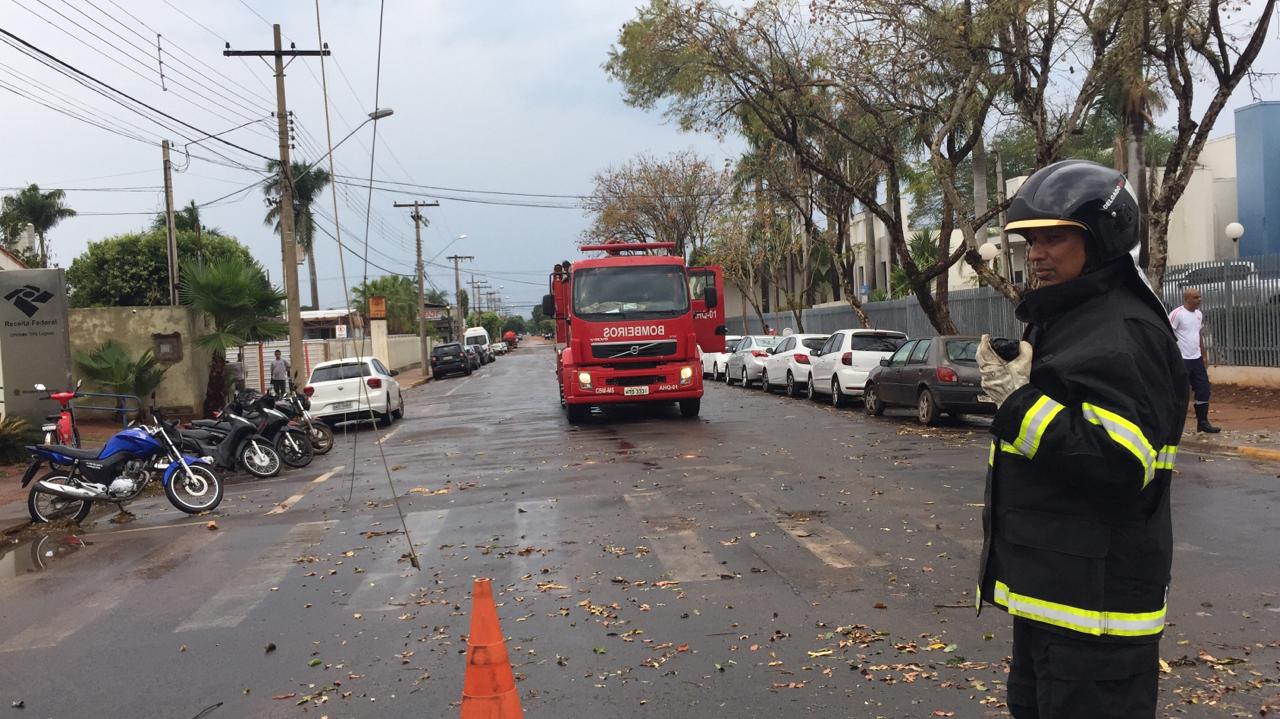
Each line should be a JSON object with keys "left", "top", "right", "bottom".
{"left": 151, "top": 200, "right": 223, "bottom": 235}
{"left": 263, "top": 160, "right": 331, "bottom": 310}
{"left": 0, "top": 184, "right": 76, "bottom": 267}
{"left": 352, "top": 275, "right": 419, "bottom": 334}
{"left": 180, "top": 257, "right": 287, "bottom": 416}
{"left": 73, "top": 340, "right": 168, "bottom": 420}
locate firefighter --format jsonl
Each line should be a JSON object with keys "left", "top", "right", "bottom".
{"left": 975, "top": 160, "right": 1187, "bottom": 718}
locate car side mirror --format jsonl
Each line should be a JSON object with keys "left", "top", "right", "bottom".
{"left": 542, "top": 294, "right": 556, "bottom": 317}
{"left": 879, "top": 358, "right": 890, "bottom": 366}
{"left": 390, "top": 369, "right": 400, "bottom": 377}
{"left": 810, "top": 350, "right": 821, "bottom": 357}
{"left": 703, "top": 286, "right": 718, "bottom": 309}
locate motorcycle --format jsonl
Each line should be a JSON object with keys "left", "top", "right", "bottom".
{"left": 22, "top": 412, "right": 222, "bottom": 523}
{"left": 227, "top": 391, "right": 313, "bottom": 468}
{"left": 275, "top": 386, "right": 333, "bottom": 455}
{"left": 34, "top": 380, "right": 84, "bottom": 447}
{"left": 178, "top": 405, "right": 281, "bottom": 479}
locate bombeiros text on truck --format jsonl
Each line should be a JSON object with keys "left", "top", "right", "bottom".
{"left": 542, "top": 242, "right": 726, "bottom": 423}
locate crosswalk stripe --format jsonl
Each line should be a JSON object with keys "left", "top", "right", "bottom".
{"left": 344, "top": 511, "right": 448, "bottom": 611}
{"left": 624, "top": 493, "right": 724, "bottom": 583}
{"left": 0, "top": 530, "right": 225, "bottom": 652}
{"left": 741, "top": 493, "right": 887, "bottom": 569}
{"left": 174, "top": 520, "right": 334, "bottom": 632}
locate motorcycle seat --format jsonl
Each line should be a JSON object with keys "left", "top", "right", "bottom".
{"left": 45, "top": 445, "right": 100, "bottom": 460}
{"left": 181, "top": 428, "right": 225, "bottom": 441}
{"left": 189, "top": 419, "right": 224, "bottom": 429}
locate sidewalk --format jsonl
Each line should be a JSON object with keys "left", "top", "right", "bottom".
{"left": 1180, "top": 383, "right": 1280, "bottom": 462}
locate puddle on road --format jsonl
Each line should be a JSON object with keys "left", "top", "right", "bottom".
{"left": 0, "top": 533, "right": 88, "bottom": 575}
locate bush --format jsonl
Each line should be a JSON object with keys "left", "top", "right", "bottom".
{"left": 0, "top": 416, "right": 36, "bottom": 464}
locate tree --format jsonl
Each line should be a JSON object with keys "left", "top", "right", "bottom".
{"left": 501, "top": 315, "right": 526, "bottom": 335}
{"left": 180, "top": 257, "right": 287, "bottom": 416}
{"left": 582, "top": 150, "right": 729, "bottom": 260}
{"left": 457, "top": 288, "right": 470, "bottom": 320}
{"left": 67, "top": 230, "right": 254, "bottom": 307}
{"left": 72, "top": 340, "right": 168, "bottom": 420}
{"left": 351, "top": 275, "right": 419, "bottom": 335}
{"left": 466, "top": 310, "right": 501, "bottom": 340}
{"left": 423, "top": 288, "right": 449, "bottom": 306}
{"left": 1, "top": 184, "right": 76, "bottom": 267}
{"left": 263, "top": 160, "right": 331, "bottom": 311}
{"left": 151, "top": 200, "right": 223, "bottom": 236}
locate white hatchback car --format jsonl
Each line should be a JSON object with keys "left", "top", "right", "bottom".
{"left": 304, "top": 357, "right": 405, "bottom": 426}
{"left": 806, "top": 329, "right": 908, "bottom": 407}
{"left": 760, "top": 333, "right": 829, "bottom": 397}
{"left": 700, "top": 335, "right": 742, "bottom": 380}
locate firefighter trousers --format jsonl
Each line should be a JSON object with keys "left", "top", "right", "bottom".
{"left": 1007, "top": 617, "right": 1160, "bottom": 719}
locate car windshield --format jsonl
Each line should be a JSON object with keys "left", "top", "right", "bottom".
{"left": 801, "top": 337, "right": 828, "bottom": 351}
{"left": 310, "top": 362, "right": 370, "bottom": 382}
{"left": 751, "top": 336, "right": 783, "bottom": 349}
{"left": 946, "top": 339, "right": 980, "bottom": 363}
{"left": 849, "top": 335, "right": 907, "bottom": 352}
{"left": 572, "top": 265, "right": 690, "bottom": 319}
{"left": 432, "top": 344, "right": 461, "bottom": 356}
{"left": 465, "top": 336, "right": 486, "bottom": 346}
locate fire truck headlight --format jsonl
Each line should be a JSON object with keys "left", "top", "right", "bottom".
{"left": 679, "top": 365, "right": 694, "bottom": 384}
{"left": 577, "top": 371, "right": 592, "bottom": 387}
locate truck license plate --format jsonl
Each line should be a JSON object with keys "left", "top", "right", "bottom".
{"left": 332, "top": 401, "right": 355, "bottom": 410}
{"left": 623, "top": 386, "right": 650, "bottom": 396}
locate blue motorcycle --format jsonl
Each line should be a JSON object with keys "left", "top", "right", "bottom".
{"left": 21, "top": 413, "right": 222, "bottom": 523}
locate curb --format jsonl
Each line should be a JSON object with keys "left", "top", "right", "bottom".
{"left": 1181, "top": 439, "right": 1280, "bottom": 463}
{"left": 406, "top": 377, "right": 431, "bottom": 389}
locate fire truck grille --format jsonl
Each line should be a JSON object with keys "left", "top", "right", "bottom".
{"left": 606, "top": 375, "right": 664, "bottom": 387}
{"left": 591, "top": 340, "right": 677, "bottom": 359}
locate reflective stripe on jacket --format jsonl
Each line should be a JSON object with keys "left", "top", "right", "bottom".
{"left": 977, "top": 263, "right": 1188, "bottom": 642}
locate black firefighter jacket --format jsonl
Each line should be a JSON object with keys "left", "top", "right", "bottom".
{"left": 978, "top": 261, "right": 1188, "bottom": 642}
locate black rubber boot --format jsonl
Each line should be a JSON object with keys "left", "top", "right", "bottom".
{"left": 1195, "top": 403, "right": 1221, "bottom": 434}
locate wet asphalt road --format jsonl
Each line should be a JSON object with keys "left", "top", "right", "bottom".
{"left": 0, "top": 342, "right": 1277, "bottom": 718}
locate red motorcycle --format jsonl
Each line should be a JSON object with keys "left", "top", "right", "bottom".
{"left": 34, "top": 380, "right": 83, "bottom": 447}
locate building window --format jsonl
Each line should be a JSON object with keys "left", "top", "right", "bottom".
{"left": 1014, "top": 269, "right": 1024, "bottom": 284}
{"left": 152, "top": 332, "right": 182, "bottom": 363}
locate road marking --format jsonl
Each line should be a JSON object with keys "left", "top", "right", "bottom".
{"left": 376, "top": 426, "right": 402, "bottom": 445}
{"left": 263, "top": 465, "right": 344, "bottom": 515}
{"left": 175, "top": 520, "right": 334, "bottom": 632}
{"left": 624, "top": 493, "right": 724, "bottom": 583}
{"left": 345, "top": 510, "right": 448, "bottom": 611}
{"left": 741, "top": 493, "right": 886, "bottom": 569}
{"left": 444, "top": 378, "right": 471, "bottom": 396}
{"left": 1, "top": 530, "right": 224, "bottom": 652}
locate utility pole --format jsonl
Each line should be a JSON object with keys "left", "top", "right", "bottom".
{"left": 446, "top": 255, "right": 473, "bottom": 341}
{"left": 225, "top": 26, "right": 329, "bottom": 381}
{"left": 161, "top": 139, "right": 179, "bottom": 305}
{"left": 393, "top": 200, "right": 439, "bottom": 377}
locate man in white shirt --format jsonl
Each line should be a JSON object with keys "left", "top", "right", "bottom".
{"left": 270, "top": 350, "right": 291, "bottom": 397}
{"left": 1169, "top": 288, "right": 1221, "bottom": 433}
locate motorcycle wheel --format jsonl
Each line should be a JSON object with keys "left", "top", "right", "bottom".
{"left": 307, "top": 422, "right": 334, "bottom": 455}
{"left": 27, "top": 472, "right": 93, "bottom": 524}
{"left": 165, "top": 464, "right": 223, "bottom": 514}
{"left": 239, "top": 440, "right": 281, "bottom": 478}
{"left": 276, "top": 428, "right": 314, "bottom": 468}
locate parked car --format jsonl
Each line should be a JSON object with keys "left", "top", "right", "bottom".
{"left": 700, "top": 335, "right": 742, "bottom": 380}
{"left": 1161, "top": 260, "right": 1280, "bottom": 308}
{"left": 304, "top": 357, "right": 404, "bottom": 426}
{"left": 725, "top": 335, "right": 783, "bottom": 387}
{"left": 490, "top": 342, "right": 508, "bottom": 356}
{"left": 864, "top": 335, "right": 995, "bottom": 425}
{"left": 760, "top": 333, "right": 829, "bottom": 396}
{"left": 807, "top": 329, "right": 908, "bottom": 406}
{"left": 462, "top": 346, "right": 482, "bottom": 370}
{"left": 431, "top": 342, "right": 472, "bottom": 378}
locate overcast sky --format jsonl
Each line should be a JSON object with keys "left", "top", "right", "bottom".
{"left": 0, "top": 0, "right": 743, "bottom": 313}
{"left": 2, "top": 1, "right": 1274, "bottom": 315}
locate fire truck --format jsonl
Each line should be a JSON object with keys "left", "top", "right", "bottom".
{"left": 541, "top": 242, "right": 726, "bottom": 423}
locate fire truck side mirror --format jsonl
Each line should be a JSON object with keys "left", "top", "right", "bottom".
{"left": 542, "top": 294, "right": 556, "bottom": 317}
{"left": 703, "top": 286, "right": 718, "bottom": 309}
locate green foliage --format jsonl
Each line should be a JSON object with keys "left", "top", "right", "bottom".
{"left": 0, "top": 416, "right": 35, "bottom": 465}
{"left": 1, "top": 184, "right": 76, "bottom": 267}
{"left": 351, "top": 275, "right": 420, "bottom": 335}
{"left": 73, "top": 340, "right": 168, "bottom": 417}
{"left": 466, "top": 311, "right": 502, "bottom": 340}
{"left": 67, "top": 230, "right": 254, "bottom": 307}
{"left": 423, "top": 288, "right": 449, "bottom": 305}
{"left": 501, "top": 315, "right": 526, "bottom": 335}
{"left": 262, "top": 161, "right": 331, "bottom": 253}
{"left": 457, "top": 288, "right": 469, "bottom": 319}
{"left": 151, "top": 200, "right": 222, "bottom": 235}
{"left": 889, "top": 230, "right": 941, "bottom": 299}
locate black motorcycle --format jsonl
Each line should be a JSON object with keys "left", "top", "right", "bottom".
{"left": 180, "top": 401, "right": 281, "bottom": 479}
{"left": 192, "top": 392, "right": 312, "bottom": 469}
{"left": 275, "top": 386, "right": 333, "bottom": 455}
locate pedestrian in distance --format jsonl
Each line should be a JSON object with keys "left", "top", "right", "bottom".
{"left": 270, "top": 349, "right": 290, "bottom": 397}
{"left": 1169, "top": 288, "right": 1221, "bottom": 433}
{"left": 227, "top": 351, "right": 246, "bottom": 392}
{"left": 975, "top": 160, "right": 1187, "bottom": 719}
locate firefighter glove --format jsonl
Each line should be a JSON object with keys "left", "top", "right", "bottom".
{"left": 977, "top": 334, "right": 1033, "bottom": 408}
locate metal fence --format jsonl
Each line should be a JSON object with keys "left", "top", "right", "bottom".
{"left": 735, "top": 253, "right": 1280, "bottom": 367}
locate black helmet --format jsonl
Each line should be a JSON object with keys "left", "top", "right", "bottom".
{"left": 1004, "top": 160, "right": 1139, "bottom": 266}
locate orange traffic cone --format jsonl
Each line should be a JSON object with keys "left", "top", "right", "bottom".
{"left": 460, "top": 577, "right": 524, "bottom": 719}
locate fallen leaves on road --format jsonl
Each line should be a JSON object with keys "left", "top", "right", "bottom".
{"left": 205, "top": 521, "right": 218, "bottom": 530}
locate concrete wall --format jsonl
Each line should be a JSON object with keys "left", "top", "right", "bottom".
{"left": 1210, "top": 365, "right": 1280, "bottom": 390}
{"left": 68, "top": 306, "right": 213, "bottom": 415}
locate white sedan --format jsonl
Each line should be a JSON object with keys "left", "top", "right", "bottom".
{"left": 304, "top": 357, "right": 405, "bottom": 426}
{"left": 700, "top": 335, "right": 742, "bottom": 381}
{"left": 760, "top": 333, "right": 829, "bottom": 397}
{"left": 806, "top": 329, "right": 908, "bottom": 407}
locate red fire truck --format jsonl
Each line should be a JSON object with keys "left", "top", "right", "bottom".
{"left": 542, "top": 242, "right": 726, "bottom": 423}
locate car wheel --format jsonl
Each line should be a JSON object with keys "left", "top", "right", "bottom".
{"left": 917, "top": 388, "right": 940, "bottom": 426}
{"left": 726, "top": 365, "right": 737, "bottom": 385}
{"left": 740, "top": 367, "right": 751, "bottom": 388}
{"left": 832, "top": 378, "right": 850, "bottom": 408}
{"left": 806, "top": 375, "right": 817, "bottom": 401}
{"left": 864, "top": 383, "right": 885, "bottom": 416}
{"left": 785, "top": 372, "right": 798, "bottom": 397}
{"left": 392, "top": 391, "right": 404, "bottom": 420}
{"left": 759, "top": 369, "right": 769, "bottom": 392}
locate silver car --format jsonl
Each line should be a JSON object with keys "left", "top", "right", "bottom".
{"left": 725, "top": 335, "right": 783, "bottom": 387}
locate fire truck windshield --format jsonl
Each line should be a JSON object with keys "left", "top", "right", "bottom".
{"left": 573, "top": 265, "right": 690, "bottom": 320}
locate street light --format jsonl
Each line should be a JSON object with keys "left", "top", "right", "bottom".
{"left": 1225, "top": 222, "right": 1244, "bottom": 242}
{"left": 978, "top": 241, "right": 1001, "bottom": 261}
{"left": 296, "top": 107, "right": 394, "bottom": 176}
